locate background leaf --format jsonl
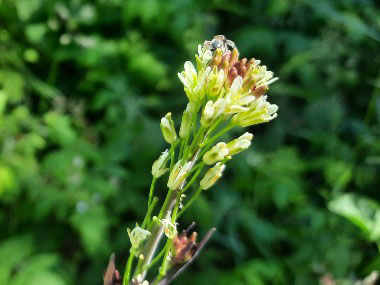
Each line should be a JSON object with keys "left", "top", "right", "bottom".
{"left": 0, "top": 0, "right": 379, "bottom": 284}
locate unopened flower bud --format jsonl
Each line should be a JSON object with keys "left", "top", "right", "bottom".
{"left": 200, "top": 99, "right": 226, "bottom": 128}
{"left": 207, "top": 67, "right": 225, "bottom": 98}
{"left": 160, "top": 112, "right": 177, "bottom": 144}
{"left": 230, "top": 49, "right": 239, "bottom": 67}
{"left": 253, "top": 85, "right": 268, "bottom": 98}
{"left": 196, "top": 44, "right": 213, "bottom": 70}
{"left": 179, "top": 104, "right": 192, "bottom": 139}
{"left": 226, "top": 132, "right": 253, "bottom": 156}
{"left": 151, "top": 149, "right": 169, "bottom": 178}
{"left": 203, "top": 142, "right": 229, "bottom": 165}
{"left": 167, "top": 161, "right": 191, "bottom": 190}
{"left": 200, "top": 101, "right": 214, "bottom": 127}
{"left": 200, "top": 162, "right": 226, "bottom": 190}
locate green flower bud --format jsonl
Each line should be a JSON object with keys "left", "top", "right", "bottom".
{"left": 200, "top": 162, "right": 226, "bottom": 190}
{"left": 160, "top": 112, "right": 177, "bottom": 144}
{"left": 203, "top": 142, "right": 229, "bottom": 165}
{"left": 179, "top": 104, "right": 192, "bottom": 139}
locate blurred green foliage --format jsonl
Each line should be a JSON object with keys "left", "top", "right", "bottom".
{"left": 0, "top": 0, "right": 379, "bottom": 284}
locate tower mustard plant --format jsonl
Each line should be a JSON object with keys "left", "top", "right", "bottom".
{"left": 104, "top": 35, "right": 279, "bottom": 285}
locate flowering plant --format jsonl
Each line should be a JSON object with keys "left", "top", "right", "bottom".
{"left": 103, "top": 35, "right": 278, "bottom": 285}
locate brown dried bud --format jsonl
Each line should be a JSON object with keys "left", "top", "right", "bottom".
{"left": 253, "top": 85, "right": 268, "bottom": 98}
{"left": 172, "top": 231, "right": 197, "bottom": 264}
{"left": 247, "top": 58, "right": 255, "bottom": 71}
{"left": 230, "top": 49, "right": 239, "bottom": 67}
{"left": 226, "top": 67, "right": 238, "bottom": 87}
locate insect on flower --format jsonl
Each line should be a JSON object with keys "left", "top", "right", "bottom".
{"left": 203, "top": 35, "right": 236, "bottom": 54}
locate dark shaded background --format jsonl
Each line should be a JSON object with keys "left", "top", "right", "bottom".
{"left": 0, "top": 0, "right": 379, "bottom": 284}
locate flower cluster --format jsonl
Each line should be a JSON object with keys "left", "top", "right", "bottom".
{"left": 178, "top": 43, "right": 278, "bottom": 128}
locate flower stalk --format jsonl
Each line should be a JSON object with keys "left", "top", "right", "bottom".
{"left": 117, "top": 35, "right": 279, "bottom": 285}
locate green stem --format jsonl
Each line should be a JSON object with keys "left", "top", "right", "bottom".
{"left": 123, "top": 197, "right": 158, "bottom": 284}
{"left": 142, "top": 197, "right": 158, "bottom": 229}
{"left": 181, "top": 163, "right": 205, "bottom": 194}
{"left": 192, "top": 109, "right": 198, "bottom": 137}
{"left": 171, "top": 191, "right": 182, "bottom": 223}
{"left": 142, "top": 245, "right": 166, "bottom": 272}
{"left": 169, "top": 142, "right": 178, "bottom": 172}
{"left": 178, "top": 139, "right": 185, "bottom": 161}
{"left": 157, "top": 239, "right": 172, "bottom": 282}
{"left": 134, "top": 146, "right": 201, "bottom": 280}
{"left": 199, "top": 123, "right": 234, "bottom": 158}
{"left": 182, "top": 110, "right": 196, "bottom": 160}
{"left": 158, "top": 189, "right": 174, "bottom": 220}
{"left": 159, "top": 191, "right": 180, "bottom": 278}
{"left": 189, "top": 126, "right": 206, "bottom": 154}
{"left": 134, "top": 189, "right": 177, "bottom": 279}
{"left": 207, "top": 116, "right": 224, "bottom": 137}
{"left": 156, "top": 193, "right": 182, "bottom": 281}
{"left": 178, "top": 187, "right": 203, "bottom": 218}
{"left": 186, "top": 161, "right": 203, "bottom": 177}
{"left": 148, "top": 178, "right": 157, "bottom": 211}
{"left": 123, "top": 248, "right": 135, "bottom": 285}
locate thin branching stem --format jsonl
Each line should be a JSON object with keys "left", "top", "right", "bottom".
{"left": 123, "top": 248, "right": 135, "bottom": 285}
{"left": 181, "top": 163, "right": 205, "bottom": 194}
{"left": 178, "top": 187, "right": 202, "bottom": 218}
{"left": 148, "top": 177, "right": 157, "bottom": 211}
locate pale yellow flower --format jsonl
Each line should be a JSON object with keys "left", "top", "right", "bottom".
{"left": 231, "top": 95, "right": 278, "bottom": 127}
{"left": 200, "top": 98, "right": 226, "bottom": 127}
{"left": 167, "top": 161, "right": 192, "bottom": 190}
{"left": 226, "top": 132, "right": 253, "bottom": 155}
{"left": 160, "top": 112, "right": 177, "bottom": 144}
{"left": 151, "top": 149, "right": 169, "bottom": 178}
{"left": 178, "top": 61, "right": 211, "bottom": 103}
{"left": 203, "top": 142, "right": 229, "bottom": 165}
{"left": 200, "top": 162, "right": 226, "bottom": 190}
